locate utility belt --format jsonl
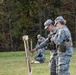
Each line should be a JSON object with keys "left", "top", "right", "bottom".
{"left": 57, "top": 41, "right": 73, "bottom": 52}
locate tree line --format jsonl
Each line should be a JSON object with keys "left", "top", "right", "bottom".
{"left": 0, "top": 0, "right": 76, "bottom": 52}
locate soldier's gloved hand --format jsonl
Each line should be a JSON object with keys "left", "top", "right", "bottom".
{"left": 31, "top": 48, "right": 37, "bottom": 53}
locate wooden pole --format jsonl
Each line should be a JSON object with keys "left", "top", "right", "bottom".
{"left": 23, "top": 35, "right": 32, "bottom": 75}
{"left": 30, "top": 39, "right": 33, "bottom": 51}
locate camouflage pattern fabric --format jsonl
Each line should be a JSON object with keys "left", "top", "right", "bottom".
{"left": 56, "top": 53, "right": 71, "bottom": 75}
{"left": 54, "top": 25, "right": 73, "bottom": 75}
{"left": 49, "top": 53, "right": 57, "bottom": 75}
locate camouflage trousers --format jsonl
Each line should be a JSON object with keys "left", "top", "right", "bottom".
{"left": 56, "top": 53, "right": 71, "bottom": 75}
{"left": 35, "top": 49, "right": 45, "bottom": 62}
{"left": 49, "top": 55, "right": 57, "bottom": 75}
{"left": 35, "top": 55, "right": 45, "bottom": 62}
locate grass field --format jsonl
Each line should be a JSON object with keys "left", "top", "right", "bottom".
{"left": 0, "top": 50, "right": 76, "bottom": 75}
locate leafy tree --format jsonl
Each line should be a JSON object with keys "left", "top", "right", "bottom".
{"left": 0, "top": 0, "right": 76, "bottom": 51}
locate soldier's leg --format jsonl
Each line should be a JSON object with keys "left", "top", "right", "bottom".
{"left": 56, "top": 55, "right": 58, "bottom": 75}
{"left": 34, "top": 49, "right": 41, "bottom": 61}
{"left": 57, "top": 54, "right": 71, "bottom": 75}
{"left": 35, "top": 56, "right": 41, "bottom": 61}
{"left": 49, "top": 56, "right": 56, "bottom": 75}
{"left": 40, "top": 53, "right": 45, "bottom": 61}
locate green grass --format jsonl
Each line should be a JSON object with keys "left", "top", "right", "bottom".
{"left": 0, "top": 50, "right": 76, "bottom": 75}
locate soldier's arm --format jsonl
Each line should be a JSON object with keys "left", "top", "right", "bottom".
{"left": 35, "top": 37, "right": 50, "bottom": 50}
{"left": 54, "top": 29, "right": 65, "bottom": 45}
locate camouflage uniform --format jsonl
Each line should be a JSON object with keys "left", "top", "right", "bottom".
{"left": 35, "top": 34, "right": 46, "bottom": 63}
{"left": 35, "top": 28, "right": 58, "bottom": 75}
{"left": 49, "top": 31, "right": 58, "bottom": 75}
{"left": 53, "top": 16, "right": 73, "bottom": 75}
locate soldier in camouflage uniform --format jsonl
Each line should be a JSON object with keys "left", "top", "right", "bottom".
{"left": 51, "top": 16, "right": 73, "bottom": 75}
{"left": 34, "top": 34, "right": 46, "bottom": 63}
{"left": 31, "top": 19, "right": 58, "bottom": 75}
